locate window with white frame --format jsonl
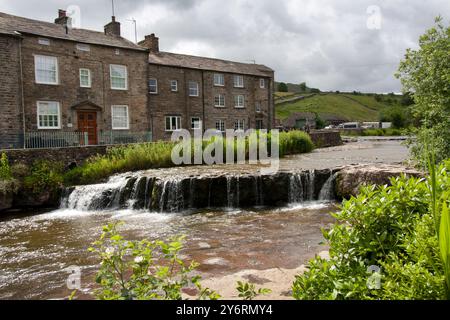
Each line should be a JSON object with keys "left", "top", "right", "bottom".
{"left": 189, "top": 81, "right": 199, "bottom": 96}
{"left": 214, "top": 94, "right": 225, "bottom": 107}
{"left": 110, "top": 64, "right": 128, "bottom": 90}
{"left": 165, "top": 116, "right": 181, "bottom": 131}
{"left": 170, "top": 80, "right": 178, "bottom": 92}
{"left": 215, "top": 120, "right": 225, "bottom": 132}
{"left": 255, "top": 101, "right": 261, "bottom": 113}
{"left": 149, "top": 79, "right": 158, "bottom": 94}
{"left": 234, "top": 95, "right": 245, "bottom": 108}
{"left": 256, "top": 119, "right": 263, "bottom": 130}
{"left": 191, "top": 117, "right": 201, "bottom": 129}
{"left": 233, "top": 75, "right": 244, "bottom": 88}
{"left": 76, "top": 43, "right": 90, "bottom": 52}
{"left": 35, "top": 55, "right": 58, "bottom": 85}
{"left": 38, "top": 38, "right": 50, "bottom": 46}
{"left": 260, "top": 78, "right": 265, "bottom": 89}
{"left": 111, "top": 105, "right": 129, "bottom": 130}
{"left": 37, "top": 101, "right": 60, "bottom": 129}
{"left": 214, "top": 73, "right": 225, "bottom": 86}
{"left": 234, "top": 119, "right": 245, "bottom": 131}
{"left": 79, "top": 68, "right": 91, "bottom": 88}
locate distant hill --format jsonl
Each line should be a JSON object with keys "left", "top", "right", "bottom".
{"left": 275, "top": 82, "right": 318, "bottom": 94}
{"left": 275, "top": 92, "right": 405, "bottom": 122}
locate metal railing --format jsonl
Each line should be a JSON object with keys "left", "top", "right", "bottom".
{"left": 0, "top": 131, "right": 153, "bottom": 150}
{"left": 25, "top": 131, "right": 89, "bottom": 149}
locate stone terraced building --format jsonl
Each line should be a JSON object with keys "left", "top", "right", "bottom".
{"left": 0, "top": 10, "right": 274, "bottom": 148}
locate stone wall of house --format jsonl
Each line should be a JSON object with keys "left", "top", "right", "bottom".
{"left": 20, "top": 34, "right": 149, "bottom": 134}
{"left": 148, "top": 64, "right": 274, "bottom": 141}
{"left": 0, "top": 34, "right": 23, "bottom": 149}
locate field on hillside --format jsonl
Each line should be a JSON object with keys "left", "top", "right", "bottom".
{"left": 276, "top": 93, "right": 382, "bottom": 121}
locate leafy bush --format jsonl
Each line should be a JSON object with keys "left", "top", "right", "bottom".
{"left": 0, "top": 179, "right": 20, "bottom": 196}
{"left": 89, "top": 222, "right": 221, "bottom": 300}
{"left": 279, "top": 131, "right": 314, "bottom": 156}
{"left": 0, "top": 153, "right": 12, "bottom": 180}
{"left": 24, "top": 160, "right": 64, "bottom": 195}
{"left": 11, "top": 163, "right": 30, "bottom": 179}
{"left": 236, "top": 281, "right": 271, "bottom": 300}
{"left": 293, "top": 161, "right": 450, "bottom": 300}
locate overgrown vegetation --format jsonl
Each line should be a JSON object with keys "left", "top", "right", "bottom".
{"left": 88, "top": 222, "right": 270, "bottom": 300}
{"left": 342, "top": 128, "right": 403, "bottom": 137}
{"left": 0, "top": 153, "right": 19, "bottom": 196}
{"left": 292, "top": 160, "right": 450, "bottom": 300}
{"left": 64, "top": 131, "right": 314, "bottom": 186}
{"left": 23, "top": 160, "right": 64, "bottom": 195}
{"left": 396, "top": 17, "right": 450, "bottom": 167}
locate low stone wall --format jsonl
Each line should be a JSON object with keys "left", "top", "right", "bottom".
{"left": 1, "top": 145, "right": 108, "bottom": 167}
{"left": 309, "top": 131, "right": 342, "bottom": 148}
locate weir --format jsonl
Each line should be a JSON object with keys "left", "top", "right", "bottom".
{"left": 61, "top": 169, "right": 339, "bottom": 213}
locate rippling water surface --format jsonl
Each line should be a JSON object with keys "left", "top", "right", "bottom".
{"left": 0, "top": 203, "right": 335, "bottom": 300}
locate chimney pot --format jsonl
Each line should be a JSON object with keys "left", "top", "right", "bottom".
{"left": 104, "top": 16, "right": 121, "bottom": 37}
{"left": 55, "top": 9, "right": 70, "bottom": 26}
{"left": 139, "top": 34, "right": 159, "bottom": 53}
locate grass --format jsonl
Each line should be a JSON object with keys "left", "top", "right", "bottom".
{"left": 274, "top": 92, "right": 297, "bottom": 99}
{"left": 64, "top": 131, "right": 314, "bottom": 186}
{"left": 342, "top": 128, "right": 405, "bottom": 137}
{"left": 276, "top": 93, "right": 381, "bottom": 121}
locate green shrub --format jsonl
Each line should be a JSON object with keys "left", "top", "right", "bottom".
{"left": 24, "top": 160, "right": 64, "bottom": 195}
{"left": 11, "top": 163, "right": 30, "bottom": 179}
{"left": 89, "top": 222, "right": 221, "bottom": 300}
{"left": 293, "top": 162, "right": 450, "bottom": 300}
{"left": 0, "top": 153, "right": 12, "bottom": 180}
{"left": 0, "top": 179, "right": 20, "bottom": 196}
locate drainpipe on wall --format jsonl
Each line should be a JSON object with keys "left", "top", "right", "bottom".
{"left": 18, "top": 35, "right": 26, "bottom": 149}
{"left": 202, "top": 71, "right": 206, "bottom": 133}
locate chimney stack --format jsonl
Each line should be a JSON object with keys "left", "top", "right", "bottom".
{"left": 54, "top": 9, "right": 71, "bottom": 26}
{"left": 104, "top": 16, "right": 121, "bottom": 37}
{"left": 139, "top": 34, "right": 159, "bottom": 53}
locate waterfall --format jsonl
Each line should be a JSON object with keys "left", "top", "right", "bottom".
{"left": 61, "top": 168, "right": 338, "bottom": 213}
{"left": 288, "top": 173, "right": 304, "bottom": 204}
{"left": 307, "top": 170, "right": 315, "bottom": 201}
{"left": 254, "top": 175, "right": 263, "bottom": 206}
{"left": 319, "top": 171, "right": 336, "bottom": 201}
{"left": 165, "top": 179, "right": 184, "bottom": 212}
{"left": 62, "top": 174, "right": 131, "bottom": 211}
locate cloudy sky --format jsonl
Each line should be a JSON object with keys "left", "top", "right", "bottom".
{"left": 2, "top": 0, "right": 449, "bottom": 93}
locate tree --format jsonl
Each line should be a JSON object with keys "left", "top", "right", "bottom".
{"left": 401, "top": 92, "right": 414, "bottom": 106}
{"left": 277, "top": 82, "right": 288, "bottom": 92}
{"left": 314, "top": 113, "right": 325, "bottom": 130}
{"left": 396, "top": 17, "right": 450, "bottom": 165}
{"left": 299, "top": 82, "right": 307, "bottom": 92}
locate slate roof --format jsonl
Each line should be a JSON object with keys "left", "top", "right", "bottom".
{"left": 0, "top": 11, "right": 146, "bottom": 51}
{"left": 148, "top": 51, "right": 274, "bottom": 77}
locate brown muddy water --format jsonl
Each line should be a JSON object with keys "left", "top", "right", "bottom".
{"left": 0, "top": 203, "right": 335, "bottom": 300}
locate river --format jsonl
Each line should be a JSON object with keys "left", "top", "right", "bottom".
{"left": 0, "top": 139, "right": 409, "bottom": 300}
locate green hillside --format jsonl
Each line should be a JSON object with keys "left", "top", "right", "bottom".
{"left": 276, "top": 93, "right": 404, "bottom": 122}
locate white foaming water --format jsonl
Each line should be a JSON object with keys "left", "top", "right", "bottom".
{"left": 319, "top": 172, "right": 336, "bottom": 201}
{"left": 278, "top": 201, "right": 331, "bottom": 212}
{"left": 62, "top": 174, "right": 132, "bottom": 211}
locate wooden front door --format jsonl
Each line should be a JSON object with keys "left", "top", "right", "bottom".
{"left": 77, "top": 111, "right": 98, "bottom": 145}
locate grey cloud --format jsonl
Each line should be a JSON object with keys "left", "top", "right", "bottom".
{"left": 1, "top": 0, "right": 449, "bottom": 92}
